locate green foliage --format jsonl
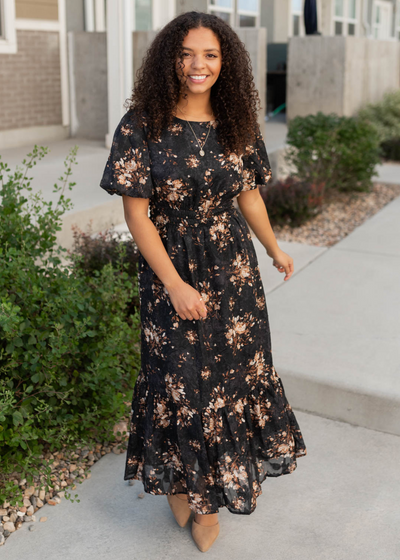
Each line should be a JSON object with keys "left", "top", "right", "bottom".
{"left": 260, "top": 177, "right": 324, "bottom": 227}
{"left": 71, "top": 225, "right": 139, "bottom": 279}
{"left": 358, "top": 89, "right": 400, "bottom": 161}
{"left": 70, "top": 226, "right": 140, "bottom": 319}
{"left": 285, "top": 112, "right": 381, "bottom": 192}
{"left": 0, "top": 147, "right": 140, "bottom": 507}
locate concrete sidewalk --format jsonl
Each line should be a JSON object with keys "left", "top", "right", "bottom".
{"left": 264, "top": 194, "right": 400, "bottom": 436}
{"left": 2, "top": 410, "right": 399, "bottom": 560}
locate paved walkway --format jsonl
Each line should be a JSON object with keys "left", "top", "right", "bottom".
{"left": 2, "top": 411, "right": 399, "bottom": 559}
{"left": 263, "top": 194, "right": 400, "bottom": 436}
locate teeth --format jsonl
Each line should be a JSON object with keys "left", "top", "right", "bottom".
{"left": 190, "top": 75, "right": 207, "bottom": 80}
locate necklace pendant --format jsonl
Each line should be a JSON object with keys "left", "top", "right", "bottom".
{"left": 199, "top": 149, "right": 205, "bottom": 156}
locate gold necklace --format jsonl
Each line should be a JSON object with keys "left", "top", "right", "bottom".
{"left": 177, "top": 105, "right": 214, "bottom": 157}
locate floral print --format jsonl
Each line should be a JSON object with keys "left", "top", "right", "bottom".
{"left": 100, "top": 108, "right": 307, "bottom": 515}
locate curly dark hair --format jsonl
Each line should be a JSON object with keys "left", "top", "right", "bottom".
{"left": 124, "top": 11, "right": 262, "bottom": 156}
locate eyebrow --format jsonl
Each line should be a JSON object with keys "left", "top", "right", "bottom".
{"left": 182, "top": 47, "right": 220, "bottom": 53}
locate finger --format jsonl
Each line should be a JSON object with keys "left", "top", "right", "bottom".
{"left": 284, "top": 265, "right": 293, "bottom": 280}
{"left": 191, "top": 309, "right": 201, "bottom": 321}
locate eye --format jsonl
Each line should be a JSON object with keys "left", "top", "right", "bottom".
{"left": 207, "top": 54, "right": 217, "bottom": 58}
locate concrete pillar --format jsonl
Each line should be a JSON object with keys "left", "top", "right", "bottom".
{"left": 94, "top": 0, "right": 106, "bottom": 31}
{"left": 84, "top": 0, "right": 95, "bottom": 31}
{"left": 105, "top": 0, "right": 134, "bottom": 147}
{"left": 234, "top": 26, "right": 268, "bottom": 126}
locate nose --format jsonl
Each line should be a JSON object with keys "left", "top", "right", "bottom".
{"left": 190, "top": 55, "right": 205, "bottom": 71}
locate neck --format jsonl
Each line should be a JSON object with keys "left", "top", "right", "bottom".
{"left": 176, "top": 91, "right": 213, "bottom": 118}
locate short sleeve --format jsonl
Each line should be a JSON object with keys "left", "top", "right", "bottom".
{"left": 241, "top": 121, "right": 272, "bottom": 191}
{"left": 100, "top": 110, "right": 154, "bottom": 198}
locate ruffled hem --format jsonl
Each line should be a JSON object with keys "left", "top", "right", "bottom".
{"left": 123, "top": 366, "right": 307, "bottom": 515}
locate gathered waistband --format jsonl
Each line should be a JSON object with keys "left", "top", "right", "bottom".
{"left": 150, "top": 201, "right": 236, "bottom": 226}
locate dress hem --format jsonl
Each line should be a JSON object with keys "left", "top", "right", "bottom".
{"left": 123, "top": 450, "right": 307, "bottom": 516}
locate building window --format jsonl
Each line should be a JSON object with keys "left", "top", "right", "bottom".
{"left": 208, "top": 0, "right": 259, "bottom": 27}
{"left": 136, "top": 0, "right": 152, "bottom": 30}
{"left": 0, "top": 0, "right": 17, "bottom": 54}
{"left": 208, "top": 0, "right": 234, "bottom": 25}
{"left": 333, "top": 0, "right": 359, "bottom": 36}
{"left": 291, "top": 0, "right": 304, "bottom": 37}
{"left": 237, "top": 0, "right": 259, "bottom": 27}
{"left": 372, "top": 0, "right": 393, "bottom": 39}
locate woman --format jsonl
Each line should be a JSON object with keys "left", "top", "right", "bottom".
{"left": 100, "top": 11, "right": 307, "bottom": 553}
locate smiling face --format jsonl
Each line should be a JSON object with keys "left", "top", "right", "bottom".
{"left": 175, "top": 27, "right": 222, "bottom": 94}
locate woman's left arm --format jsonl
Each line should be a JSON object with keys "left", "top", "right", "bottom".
{"left": 237, "top": 189, "right": 294, "bottom": 281}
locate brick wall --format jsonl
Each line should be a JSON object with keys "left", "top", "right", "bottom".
{"left": 0, "top": 29, "right": 62, "bottom": 131}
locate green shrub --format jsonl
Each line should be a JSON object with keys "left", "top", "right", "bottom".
{"left": 285, "top": 112, "right": 381, "bottom": 192}
{"left": 358, "top": 89, "right": 400, "bottom": 161}
{"left": 0, "top": 147, "right": 140, "bottom": 507}
{"left": 260, "top": 177, "right": 324, "bottom": 227}
{"left": 70, "top": 225, "right": 140, "bottom": 319}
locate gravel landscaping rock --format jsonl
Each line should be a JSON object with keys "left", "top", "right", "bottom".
{"left": 269, "top": 182, "right": 400, "bottom": 247}
{"left": 1, "top": 420, "right": 129, "bottom": 547}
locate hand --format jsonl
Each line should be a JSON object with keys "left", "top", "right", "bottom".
{"left": 166, "top": 280, "right": 208, "bottom": 321}
{"left": 267, "top": 247, "right": 294, "bottom": 281}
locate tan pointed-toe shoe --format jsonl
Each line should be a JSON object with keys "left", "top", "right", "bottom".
{"left": 191, "top": 518, "right": 220, "bottom": 552}
{"left": 167, "top": 494, "right": 192, "bottom": 527}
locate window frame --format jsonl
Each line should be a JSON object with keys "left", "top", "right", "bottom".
{"left": 236, "top": 0, "right": 259, "bottom": 27}
{"left": 331, "top": 0, "right": 361, "bottom": 37}
{"left": 208, "top": 0, "right": 234, "bottom": 26}
{"left": 207, "top": 0, "right": 260, "bottom": 28}
{"left": 0, "top": 0, "right": 17, "bottom": 54}
{"left": 290, "top": 0, "right": 305, "bottom": 37}
{"left": 372, "top": 0, "right": 394, "bottom": 40}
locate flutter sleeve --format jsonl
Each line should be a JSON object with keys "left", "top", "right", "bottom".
{"left": 241, "top": 121, "right": 273, "bottom": 191}
{"left": 100, "top": 110, "right": 154, "bottom": 198}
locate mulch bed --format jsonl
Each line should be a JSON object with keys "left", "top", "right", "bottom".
{"left": 269, "top": 182, "right": 400, "bottom": 247}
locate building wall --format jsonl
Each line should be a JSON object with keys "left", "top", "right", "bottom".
{"left": 260, "top": 0, "right": 290, "bottom": 43}
{"left": 68, "top": 30, "right": 108, "bottom": 139}
{"left": 175, "top": 0, "right": 207, "bottom": 14}
{"left": 65, "top": 0, "right": 85, "bottom": 32}
{"left": 235, "top": 26, "right": 267, "bottom": 125}
{"left": 0, "top": 29, "right": 62, "bottom": 131}
{"left": 15, "top": 0, "right": 58, "bottom": 20}
{"left": 287, "top": 35, "right": 400, "bottom": 121}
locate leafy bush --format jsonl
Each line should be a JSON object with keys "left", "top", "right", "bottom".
{"left": 0, "top": 147, "right": 140, "bottom": 507}
{"left": 285, "top": 112, "right": 381, "bottom": 192}
{"left": 358, "top": 89, "right": 400, "bottom": 161}
{"left": 70, "top": 225, "right": 140, "bottom": 318}
{"left": 260, "top": 177, "right": 324, "bottom": 227}
{"left": 71, "top": 224, "right": 139, "bottom": 278}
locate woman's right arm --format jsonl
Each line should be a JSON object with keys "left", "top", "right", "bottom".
{"left": 122, "top": 195, "right": 207, "bottom": 321}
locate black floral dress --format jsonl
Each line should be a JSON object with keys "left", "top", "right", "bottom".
{"left": 100, "top": 108, "right": 307, "bottom": 515}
